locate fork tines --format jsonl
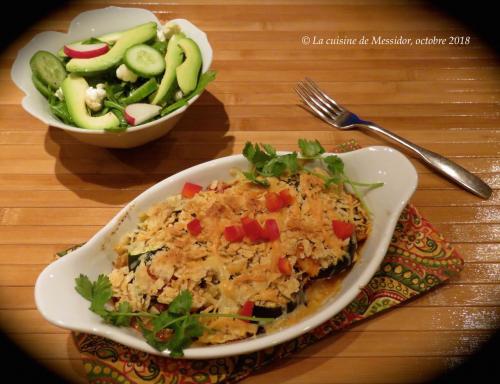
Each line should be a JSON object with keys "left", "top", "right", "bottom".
{"left": 295, "top": 78, "right": 344, "bottom": 124}
{"left": 295, "top": 77, "right": 345, "bottom": 120}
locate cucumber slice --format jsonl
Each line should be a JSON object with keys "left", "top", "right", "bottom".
{"left": 124, "top": 44, "right": 165, "bottom": 77}
{"left": 121, "top": 78, "right": 158, "bottom": 105}
{"left": 30, "top": 51, "right": 67, "bottom": 90}
{"left": 31, "top": 74, "right": 52, "bottom": 98}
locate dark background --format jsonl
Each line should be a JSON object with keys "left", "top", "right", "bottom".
{"left": 1, "top": 0, "right": 498, "bottom": 382}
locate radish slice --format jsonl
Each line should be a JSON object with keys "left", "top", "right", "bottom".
{"left": 63, "top": 42, "right": 109, "bottom": 59}
{"left": 124, "top": 103, "right": 162, "bottom": 126}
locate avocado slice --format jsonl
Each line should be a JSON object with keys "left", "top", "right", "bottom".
{"left": 176, "top": 38, "right": 202, "bottom": 94}
{"left": 97, "top": 30, "right": 124, "bottom": 45}
{"left": 151, "top": 33, "right": 185, "bottom": 105}
{"left": 66, "top": 22, "right": 157, "bottom": 74}
{"left": 61, "top": 74, "right": 119, "bottom": 130}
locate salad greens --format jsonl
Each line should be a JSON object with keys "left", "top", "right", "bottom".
{"left": 160, "top": 70, "right": 217, "bottom": 116}
{"left": 48, "top": 94, "right": 73, "bottom": 125}
{"left": 75, "top": 274, "right": 272, "bottom": 357}
{"left": 30, "top": 21, "right": 216, "bottom": 131}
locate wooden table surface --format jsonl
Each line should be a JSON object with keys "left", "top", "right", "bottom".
{"left": 1, "top": 0, "right": 499, "bottom": 382}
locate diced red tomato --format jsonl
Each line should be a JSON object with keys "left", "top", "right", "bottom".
{"left": 182, "top": 182, "right": 203, "bottom": 198}
{"left": 278, "top": 257, "right": 292, "bottom": 276}
{"left": 332, "top": 220, "right": 355, "bottom": 240}
{"left": 239, "top": 300, "right": 254, "bottom": 317}
{"left": 224, "top": 225, "right": 245, "bottom": 242}
{"left": 241, "top": 216, "right": 253, "bottom": 226}
{"left": 263, "top": 219, "right": 280, "bottom": 241}
{"left": 279, "top": 189, "right": 294, "bottom": 206}
{"left": 241, "top": 217, "right": 265, "bottom": 243}
{"left": 266, "top": 192, "right": 284, "bottom": 212}
{"left": 187, "top": 218, "right": 202, "bottom": 236}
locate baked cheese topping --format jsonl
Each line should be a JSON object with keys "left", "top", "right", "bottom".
{"left": 108, "top": 170, "right": 370, "bottom": 344}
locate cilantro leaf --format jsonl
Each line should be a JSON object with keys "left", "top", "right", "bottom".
{"left": 183, "top": 316, "right": 204, "bottom": 340}
{"left": 243, "top": 143, "right": 300, "bottom": 186}
{"left": 149, "top": 291, "right": 203, "bottom": 357}
{"left": 262, "top": 143, "right": 277, "bottom": 157}
{"left": 166, "top": 316, "right": 204, "bottom": 357}
{"left": 75, "top": 274, "right": 112, "bottom": 317}
{"left": 279, "top": 152, "right": 299, "bottom": 174}
{"left": 298, "top": 139, "right": 325, "bottom": 158}
{"left": 259, "top": 157, "right": 287, "bottom": 177}
{"left": 152, "top": 310, "right": 176, "bottom": 333}
{"left": 167, "top": 290, "right": 192, "bottom": 316}
{"left": 242, "top": 171, "right": 270, "bottom": 187}
{"left": 242, "top": 142, "right": 274, "bottom": 169}
{"left": 324, "top": 174, "right": 343, "bottom": 188}
{"left": 75, "top": 274, "right": 93, "bottom": 301}
{"left": 109, "top": 302, "right": 133, "bottom": 327}
{"left": 89, "top": 274, "right": 113, "bottom": 316}
{"left": 75, "top": 277, "right": 274, "bottom": 356}
{"left": 139, "top": 321, "right": 172, "bottom": 351}
{"left": 242, "top": 139, "right": 381, "bottom": 204}
{"left": 242, "top": 141, "right": 256, "bottom": 161}
{"left": 323, "top": 155, "right": 344, "bottom": 175}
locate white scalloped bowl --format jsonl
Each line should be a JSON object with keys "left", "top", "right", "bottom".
{"left": 35, "top": 146, "right": 418, "bottom": 359}
{"left": 11, "top": 7, "right": 213, "bottom": 148}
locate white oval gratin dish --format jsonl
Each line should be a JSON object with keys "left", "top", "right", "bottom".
{"left": 35, "top": 146, "right": 418, "bottom": 358}
{"left": 11, "top": 6, "right": 213, "bottom": 148}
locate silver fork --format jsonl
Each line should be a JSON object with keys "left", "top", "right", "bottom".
{"left": 295, "top": 78, "right": 492, "bottom": 199}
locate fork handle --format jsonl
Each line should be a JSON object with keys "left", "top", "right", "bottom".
{"left": 358, "top": 122, "right": 492, "bottom": 199}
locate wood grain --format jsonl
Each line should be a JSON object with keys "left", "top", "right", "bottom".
{"left": 1, "top": 0, "right": 498, "bottom": 383}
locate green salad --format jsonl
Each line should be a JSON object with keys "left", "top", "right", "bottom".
{"left": 29, "top": 21, "right": 216, "bottom": 131}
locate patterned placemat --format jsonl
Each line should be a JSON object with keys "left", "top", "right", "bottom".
{"left": 58, "top": 140, "right": 464, "bottom": 383}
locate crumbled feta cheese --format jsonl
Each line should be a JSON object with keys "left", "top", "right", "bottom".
{"left": 157, "top": 27, "right": 166, "bottom": 42}
{"left": 54, "top": 87, "right": 64, "bottom": 101}
{"left": 162, "top": 22, "right": 181, "bottom": 40}
{"left": 174, "top": 90, "right": 184, "bottom": 101}
{"left": 116, "top": 64, "right": 138, "bottom": 83}
{"left": 95, "top": 83, "right": 106, "bottom": 98}
{"left": 85, "top": 83, "right": 107, "bottom": 112}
